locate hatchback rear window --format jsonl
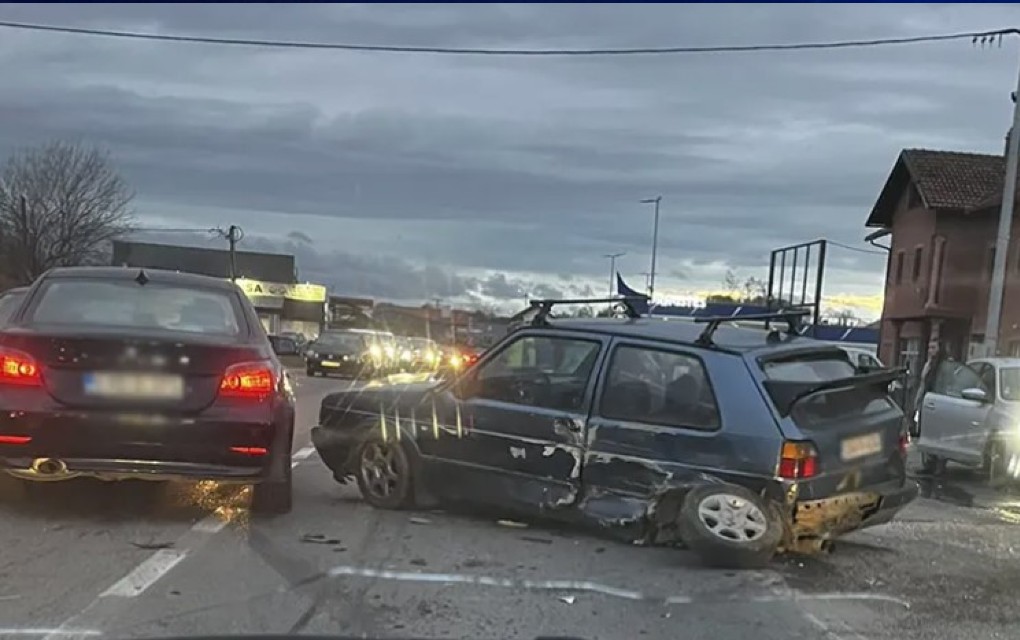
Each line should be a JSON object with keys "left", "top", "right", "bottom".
{"left": 29, "top": 279, "right": 244, "bottom": 336}
{"left": 761, "top": 351, "right": 898, "bottom": 426}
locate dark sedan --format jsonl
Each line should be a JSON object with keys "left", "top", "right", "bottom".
{"left": 305, "top": 331, "right": 376, "bottom": 378}
{"left": 0, "top": 267, "right": 295, "bottom": 513}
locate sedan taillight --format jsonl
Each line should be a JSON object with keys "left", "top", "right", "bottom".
{"left": 0, "top": 347, "right": 41, "bottom": 386}
{"left": 220, "top": 361, "right": 275, "bottom": 399}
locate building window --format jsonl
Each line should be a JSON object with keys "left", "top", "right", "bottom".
{"left": 933, "top": 241, "right": 947, "bottom": 304}
{"left": 895, "top": 251, "right": 905, "bottom": 285}
{"left": 912, "top": 247, "right": 923, "bottom": 282}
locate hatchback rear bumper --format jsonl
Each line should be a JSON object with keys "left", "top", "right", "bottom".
{"left": 789, "top": 480, "right": 918, "bottom": 544}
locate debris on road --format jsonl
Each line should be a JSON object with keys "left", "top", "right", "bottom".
{"left": 520, "top": 535, "right": 554, "bottom": 545}
{"left": 130, "top": 541, "right": 174, "bottom": 550}
{"left": 409, "top": 517, "right": 432, "bottom": 525}
{"left": 497, "top": 519, "right": 528, "bottom": 528}
{"left": 410, "top": 558, "right": 428, "bottom": 566}
{"left": 301, "top": 533, "right": 341, "bottom": 545}
{"left": 559, "top": 595, "right": 576, "bottom": 605}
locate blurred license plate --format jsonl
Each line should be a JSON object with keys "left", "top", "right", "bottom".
{"left": 321, "top": 361, "right": 341, "bottom": 368}
{"left": 84, "top": 372, "right": 184, "bottom": 400}
{"left": 841, "top": 432, "right": 882, "bottom": 461}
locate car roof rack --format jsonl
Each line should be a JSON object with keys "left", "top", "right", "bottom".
{"left": 693, "top": 308, "right": 812, "bottom": 347}
{"left": 520, "top": 296, "right": 645, "bottom": 327}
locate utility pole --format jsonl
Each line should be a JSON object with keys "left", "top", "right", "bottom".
{"left": 984, "top": 51, "right": 1020, "bottom": 357}
{"left": 227, "top": 225, "right": 240, "bottom": 282}
{"left": 603, "top": 252, "right": 625, "bottom": 298}
{"left": 640, "top": 196, "right": 662, "bottom": 300}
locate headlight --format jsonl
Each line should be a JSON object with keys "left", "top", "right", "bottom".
{"left": 306, "top": 350, "right": 317, "bottom": 359}
{"left": 368, "top": 345, "right": 383, "bottom": 359}
{"left": 450, "top": 354, "right": 463, "bottom": 369}
{"left": 384, "top": 346, "right": 396, "bottom": 359}
{"left": 401, "top": 350, "right": 412, "bottom": 361}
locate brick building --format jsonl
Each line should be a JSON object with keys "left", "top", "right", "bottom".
{"left": 865, "top": 142, "right": 1020, "bottom": 374}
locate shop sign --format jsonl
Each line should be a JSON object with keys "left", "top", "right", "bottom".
{"left": 234, "top": 278, "right": 326, "bottom": 302}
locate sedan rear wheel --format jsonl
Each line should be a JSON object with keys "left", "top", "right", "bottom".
{"left": 356, "top": 438, "right": 413, "bottom": 509}
{"left": 252, "top": 453, "right": 293, "bottom": 515}
{"left": 986, "top": 439, "right": 1009, "bottom": 488}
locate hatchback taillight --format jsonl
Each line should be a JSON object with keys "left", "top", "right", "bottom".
{"left": 220, "top": 361, "right": 275, "bottom": 399}
{"left": 0, "top": 347, "right": 41, "bottom": 386}
{"left": 778, "top": 440, "right": 819, "bottom": 479}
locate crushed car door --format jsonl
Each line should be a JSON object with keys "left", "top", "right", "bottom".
{"left": 424, "top": 330, "right": 606, "bottom": 512}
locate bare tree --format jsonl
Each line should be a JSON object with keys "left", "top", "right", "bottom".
{"left": 831, "top": 308, "right": 859, "bottom": 326}
{"left": 0, "top": 141, "right": 134, "bottom": 284}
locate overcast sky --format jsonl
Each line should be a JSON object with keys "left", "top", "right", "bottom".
{"left": 1, "top": 3, "right": 1019, "bottom": 314}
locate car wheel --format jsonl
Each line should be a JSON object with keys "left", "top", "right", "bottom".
{"left": 252, "top": 454, "right": 293, "bottom": 515}
{"left": 355, "top": 436, "right": 413, "bottom": 509}
{"left": 306, "top": 366, "right": 317, "bottom": 377}
{"left": 919, "top": 452, "right": 943, "bottom": 475}
{"left": 677, "top": 484, "right": 782, "bottom": 570}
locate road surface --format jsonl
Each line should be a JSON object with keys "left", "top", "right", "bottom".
{"left": 2, "top": 374, "right": 1019, "bottom": 640}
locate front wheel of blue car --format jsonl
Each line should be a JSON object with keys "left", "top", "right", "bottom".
{"left": 355, "top": 437, "right": 414, "bottom": 509}
{"left": 678, "top": 484, "right": 782, "bottom": 570}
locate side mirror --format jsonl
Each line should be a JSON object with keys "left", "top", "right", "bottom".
{"left": 961, "top": 387, "right": 989, "bottom": 403}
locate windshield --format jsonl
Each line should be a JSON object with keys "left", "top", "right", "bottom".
{"left": 1001, "top": 367, "right": 1020, "bottom": 401}
{"left": 315, "top": 332, "right": 367, "bottom": 350}
{"left": 3, "top": 5, "right": 1015, "bottom": 640}
{"left": 28, "top": 279, "right": 243, "bottom": 335}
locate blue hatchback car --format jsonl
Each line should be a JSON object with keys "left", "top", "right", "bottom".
{"left": 312, "top": 299, "right": 916, "bottom": 568}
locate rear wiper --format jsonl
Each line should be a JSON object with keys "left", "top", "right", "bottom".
{"left": 763, "top": 368, "right": 904, "bottom": 417}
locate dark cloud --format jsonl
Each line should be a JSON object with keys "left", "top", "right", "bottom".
{"left": 0, "top": 3, "right": 1017, "bottom": 304}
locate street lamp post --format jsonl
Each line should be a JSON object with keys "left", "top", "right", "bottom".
{"left": 640, "top": 196, "right": 662, "bottom": 300}
{"left": 603, "top": 252, "right": 625, "bottom": 298}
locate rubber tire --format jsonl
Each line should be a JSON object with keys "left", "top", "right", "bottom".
{"left": 355, "top": 435, "right": 414, "bottom": 510}
{"left": 919, "top": 452, "right": 942, "bottom": 475}
{"left": 677, "top": 484, "right": 782, "bottom": 570}
{"left": 252, "top": 455, "right": 293, "bottom": 515}
{"left": 306, "top": 366, "right": 318, "bottom": 377}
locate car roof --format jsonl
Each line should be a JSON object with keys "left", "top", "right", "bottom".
{"left": 534, "top": 317, "right": 840, "bottom": 356}
{"left": 42, "top": 266, "right": 240, "bottom": 292}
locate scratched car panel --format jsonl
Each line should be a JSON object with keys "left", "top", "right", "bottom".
{"left": 312, "top": 299, "right": 916, "bottom": 568}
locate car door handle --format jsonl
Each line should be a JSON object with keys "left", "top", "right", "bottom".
{"left": 553, "top": 417, "right": 582, "bottom": 433}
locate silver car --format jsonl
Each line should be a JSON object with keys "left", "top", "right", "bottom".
{"left": 915, "top": 357, "right": 1020, "bottom": 484}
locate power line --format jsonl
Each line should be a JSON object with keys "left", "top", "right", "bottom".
{"left": 0, "top": 20, "right": 1014, "bottom": 57}
{"left": 827, "top": 239, "right": 887, "bottom": 256}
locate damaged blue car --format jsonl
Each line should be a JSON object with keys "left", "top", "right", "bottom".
{"left": 311, "top": 298, "right": 916, "bottom": 569}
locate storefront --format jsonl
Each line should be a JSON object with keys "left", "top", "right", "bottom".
{"left": 235, "top": 278, "right": 327, "bottom": 339}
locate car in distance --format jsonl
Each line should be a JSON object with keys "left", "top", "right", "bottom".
{"left": 311, "top": 299, "right": 915, "bottom": 568}
{"left": 0, "top": 267, "right": 295, "bottom": 514}
{"left": 306, "top": 330, "right": 381, "bottom": 378}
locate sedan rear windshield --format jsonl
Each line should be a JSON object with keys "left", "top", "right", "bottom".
{"left": 28, "top": 279, "right": 244, "bottom": 336}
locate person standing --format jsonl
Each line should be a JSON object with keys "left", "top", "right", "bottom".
{"left": 910, "top": 341, "right": 945, "bottom": 438}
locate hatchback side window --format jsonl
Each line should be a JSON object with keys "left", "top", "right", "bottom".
{"left": 599, "top": 345, "right": 720, "bottom": 431}
{"left": 932, "top": 361, "right": 985, "bottom": 398}
{"left": 470, "top": 335, "right": 601, "bottom": 412}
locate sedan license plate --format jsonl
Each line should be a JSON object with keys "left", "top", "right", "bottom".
{"left": 321, "top": 361, "right": 341, "bottom": 368}
{"left": 84, "top": 372, "right": 184, "bottom": 400}
{"left": 841, "top": 432, "right": 882, "bottom": 461}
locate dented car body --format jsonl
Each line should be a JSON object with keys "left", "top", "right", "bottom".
{"left": 312, "top": 310, "right": 917, "bottom": 566}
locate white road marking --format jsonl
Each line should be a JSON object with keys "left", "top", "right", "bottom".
{"left": 325, "top": 564, "right": 910, "bottom": 609}
{"left": 45, "top": 437, "right": 319, "bottom": 640}
{"left": 0, "top": 630, "right": 101, "bottom": 637}
{"left": 100, "top": 549, "right": 186, "bottom": 598}
{"left": 292, "top": 445, "right": 315, "bottom": 460}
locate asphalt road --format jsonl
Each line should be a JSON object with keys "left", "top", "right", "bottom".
{"left": 2, "top": 374, "right": 1019, "bottom": 640}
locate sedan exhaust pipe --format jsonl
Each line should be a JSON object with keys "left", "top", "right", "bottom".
{"left": 31, "top": 458, "right": 68, "bottom": 476}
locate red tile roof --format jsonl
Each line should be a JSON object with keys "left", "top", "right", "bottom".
{"left": 867, "top": 148, "right": 1009, "bottom": 227}
{"left": 900, "top": 149, "right": 1005, "bottom": 209}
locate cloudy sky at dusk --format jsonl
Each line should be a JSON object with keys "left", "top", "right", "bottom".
{"left": 1, "top": 3, "right": 1019, "bottom": 315}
